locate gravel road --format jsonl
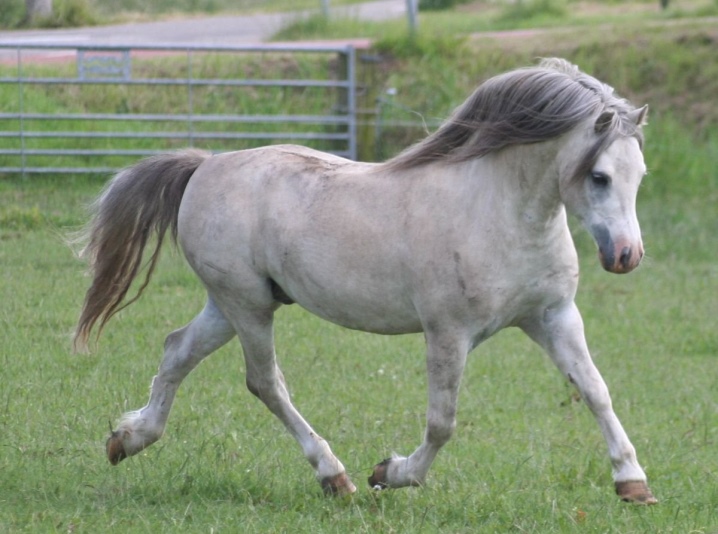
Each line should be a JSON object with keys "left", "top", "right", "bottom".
{"left": 0, "top": 0, "right": 405, "bottom": 47}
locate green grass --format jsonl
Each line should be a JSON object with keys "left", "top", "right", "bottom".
{"left": 2, "top": 15, "right": 718, "bottom": 534}
{"left": 1, "top": 145, "right": 717, "bottom": 531}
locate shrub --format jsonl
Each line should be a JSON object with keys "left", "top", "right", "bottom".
{"left": 0, "top": 0, "right": 97, "bottom": 28}
{"left": 375, "top": 33, "right": 469, "bottom": 60}
{"left": 419, "top": 0, "right": 471, "bottom": 11}
{"left": 36, "top": 0, "right": 98, "bottom": 28}
{"left": 0, "top": 1, "right": 26, "bottom": 28}
{"left": 497, "top": 0, "right": 568, "bottom": 25}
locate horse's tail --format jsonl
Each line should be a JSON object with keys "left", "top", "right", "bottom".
{"left": 73, "top": 149, "right": 211, "bottom": 353}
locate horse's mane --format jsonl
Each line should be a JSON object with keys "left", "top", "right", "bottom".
{"left": 384, "top": 58, "right": 643, "bottom": 175}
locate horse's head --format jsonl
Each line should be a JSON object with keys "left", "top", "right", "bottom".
{"left": 561, "top": 105, "right": 649, "bottom": 274}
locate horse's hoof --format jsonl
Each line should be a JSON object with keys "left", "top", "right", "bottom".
{"left": 106, "top": 430, "right": 128, "bottom": 465}
{"left": 615, "top": 480, "right": 658, "bottom": 505}
{"left": 368, "top": 458, "right": 392, "bottom": 490}
{"left": 320, "top": 473, "right": 356, "bottom": 497}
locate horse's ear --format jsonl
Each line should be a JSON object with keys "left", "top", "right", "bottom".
{"left": 628, "top": 105, "right": 649, "bottom": 126}
{"left": 594, "top": 110, "right": 615, "bottom": 134}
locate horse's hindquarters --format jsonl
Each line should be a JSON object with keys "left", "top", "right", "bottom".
{"left": 177, "top": 147, "right": 423, "bottom": 334}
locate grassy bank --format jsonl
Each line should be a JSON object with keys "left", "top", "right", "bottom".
{"left": 354, "top": 20, "right": 718, "bottom": 161}
{"left": 274, "top": 0, "right": 718, "bottom": 41}
{"left": 1, "top": 20, "right": 717, "bottom": 534}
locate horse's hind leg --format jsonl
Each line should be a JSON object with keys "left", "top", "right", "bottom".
{"left": 106, "top": 298, "right": 235, "bottom": 464}
{"left": 520, "top": 301, "right": 657, "bottom": 504}
{"left": 230, "top": 308, "right": 356, "bottom": 496}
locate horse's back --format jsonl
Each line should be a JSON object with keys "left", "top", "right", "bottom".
{"left": 177, "top": 143, "right": 579, "bottom": 337}
{"left": 178, "top": 145, "right": 423, "bottom": 333}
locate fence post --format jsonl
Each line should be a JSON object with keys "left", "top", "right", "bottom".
{"left": 346, "top": 45, "right": 357, "bottom": 160}
{"left": 186, "top": 48, "right": 195, "bottom": 147}
{"left": 356, "top": 52, "right": 382, "bottom": 162}
{"left": 17, "top": 47, "right": 26, "bottom": 178}
{"left": 335, "top": 46, "right": 358, "bottom": 160}
{"left": 406, "top": 0, "right": 419, "bottom": 35}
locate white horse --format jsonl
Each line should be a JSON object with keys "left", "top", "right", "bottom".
{"left": 74, "top": 58, "right": 656, "bottom": 503}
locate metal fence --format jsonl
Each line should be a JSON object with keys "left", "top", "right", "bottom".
{"left": 0, "top": 42, "right": 357, "bottom": 176}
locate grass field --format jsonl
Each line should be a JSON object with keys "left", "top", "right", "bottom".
{"left": 3, "top": 163, "right": 717, "bottom": 533}
{"left": 2, "top": 8, "right": 718, "bottom": 534}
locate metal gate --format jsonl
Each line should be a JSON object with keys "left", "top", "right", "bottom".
{"left": 0, "top": 42, "right": 357, "bottom": 176}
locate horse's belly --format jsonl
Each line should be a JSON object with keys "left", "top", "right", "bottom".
{"left": 271, "top": 255, "right": 423, "bottom": 335}
{"left": 291, "top": 289, "right": 422, "bottom": 335}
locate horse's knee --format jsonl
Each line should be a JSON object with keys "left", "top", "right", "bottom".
{"left": 580, "top": 382, "right": 613, "bottom": 415}
{"left": 426, "top": 415, "right": 456, "bottom": 447}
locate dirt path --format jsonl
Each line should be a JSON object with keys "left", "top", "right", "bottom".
{"left": 0, "top": 0, "right": 405, "bottom": 47}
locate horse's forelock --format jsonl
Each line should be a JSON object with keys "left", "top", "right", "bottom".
{"left": 507, "top": 59, "right": 647, "bottom": 180}
{"left": 569, "top": 110, "right": 645, "bottom": 185}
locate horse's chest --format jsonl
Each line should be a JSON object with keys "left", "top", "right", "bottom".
{"left": 452, "top": 246, "right": 577, "bottom": 324}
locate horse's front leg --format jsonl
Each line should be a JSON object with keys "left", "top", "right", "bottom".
{"left": 521, "top": 301, "right": 657, "bottom": 504}
{"left": 106, "top": 299, "right": 235, "bottom": 464}
{"left": 369, "top": 330, "right": 469, "bottom": 489}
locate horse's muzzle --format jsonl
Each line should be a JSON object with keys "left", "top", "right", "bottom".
{"left": 598, "top": 241, "right": 644, "bottom": 274}
{"left": 592, "top": 224, "right": 643, "bottom": 274}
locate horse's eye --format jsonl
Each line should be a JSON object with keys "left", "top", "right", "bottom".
{"left": 590, "top": 171, "right": 611, "bottom": 188}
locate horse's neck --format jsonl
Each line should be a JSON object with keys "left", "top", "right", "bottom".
{"left": 465, "top": 141, "right": 566, "bottom": 225}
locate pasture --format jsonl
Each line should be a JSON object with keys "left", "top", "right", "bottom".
{"left": 2, "top": 15, "right": 718, "bottom": 534}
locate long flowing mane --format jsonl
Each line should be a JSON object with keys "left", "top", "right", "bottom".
{"left": 384, "top": 58, "right": 643, "bottom": 175}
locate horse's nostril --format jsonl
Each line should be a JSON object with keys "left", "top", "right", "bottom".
{"left": 619, "top": 246, "right": 632, "bottom": 269}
